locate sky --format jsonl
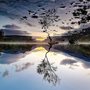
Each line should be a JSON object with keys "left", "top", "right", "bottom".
{"left": 0, "top": 0, "right": 88, "bottom": 37}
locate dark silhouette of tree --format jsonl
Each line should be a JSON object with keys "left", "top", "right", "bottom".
{"left": 38, "top": 8, "right": 60, "bottom": 45}
{"left": 0, "top": 30, "right": 4, "bottom": 40}
{"left": 69, "top": 38, "right": 76, "bottom": 45}
{"left": 20, "top": 7, "right": 61, "bottom": 85}
{"left": 36, "top": 8, "right": 60, "bottom": 85}
{"left": 39, "top": 9, "right": 59, "bottom": 31}
{"left": 0, "top": 30, "right": 4, "bottom": 36}
{"left": 20, "top": 8, "right": 60, "bottom": 44}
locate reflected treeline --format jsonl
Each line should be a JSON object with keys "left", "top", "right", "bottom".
{"left": 54, "top": 45, "right": 90, "bottom": 59}
{"left": 37, "top": 44, "right": 60, "bottom": 85}
{"left": 0, "top": 44, "right": 34, "bottom": 54}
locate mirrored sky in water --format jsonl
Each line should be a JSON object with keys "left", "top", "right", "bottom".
{"left": 0, "top": 46, "right": 90, "bottom": 90}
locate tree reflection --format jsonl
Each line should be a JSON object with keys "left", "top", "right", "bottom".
{"left": 37, "top": 44, "right": 60, "bottom": 86}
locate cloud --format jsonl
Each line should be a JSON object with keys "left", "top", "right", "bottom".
{"left": 0, "top": 0, "right": 81, "bottom": 30}
{"left": 82, "top": 62, "right": 90, "bottom": 69}
{"left": 1, "top": 29, "right": 29, "bottom": 36}
{"left": 3, "top": 24, "right": 20, "bottom": 29}
{"left": 0, "top": 24, "right": 29, "bottom": 36}
{"left": 60, "top": 26, "right": 74, "bottom": 30}
{"left": 60, "top": 59, "right": 78, "bottom": 65}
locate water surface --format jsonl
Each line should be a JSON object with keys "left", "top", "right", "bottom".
{"left": 0, "top": 44, "right": 90, "bottom": 90}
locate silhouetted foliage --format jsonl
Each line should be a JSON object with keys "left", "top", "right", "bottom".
{"left": 69, "top": 38, "right": 76, "bottom": 44}
{"left": 72, "top": 0, "right": 90, "bottom": 25}
{"left": 39, "top": 9, "right": 59, "bottom": 31}
{"left": 0, "top": 30, "right": 4, "bottom": 40}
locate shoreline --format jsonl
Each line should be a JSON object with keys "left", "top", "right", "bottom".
{"left": 0, "top": 41, "right": 90, "bottom": 45}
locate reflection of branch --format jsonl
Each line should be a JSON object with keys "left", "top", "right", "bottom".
{"left": 37, "top": 43, "right": 60, "bottom": 85}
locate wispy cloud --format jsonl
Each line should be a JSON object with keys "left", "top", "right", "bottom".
{"left": 3, "top": 24, "right": 20, "bottom": 29}
{"left": 60, "top": 26, "right": 74, "bottom": 30}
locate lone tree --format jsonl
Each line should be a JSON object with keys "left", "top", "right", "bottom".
{"left": 20, "top": 7, "right": 60, "bottom": 85}
{"left": 20, "top": 7, "right": 60, "bottom": 44}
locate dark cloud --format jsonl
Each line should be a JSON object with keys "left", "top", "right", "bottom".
{"left": 0, "top": 0, "right": 70, "bottom": 19}
{"left": 0, "top": 24, "right": 29, "bottom": 36}
{"left": 3, "top": 24, "right": 20, "bottom": 29}
{"left": 1, "top": 29, "right": 29, "bottom": 36}
{"left": 0, "top": 0, "right": 78, "bottom": 28}
{"left": 1, "top": 29, "right": 30, "bottom": 36}
{"left": 60, "top": 26, "right": 74, "bottom": 30}
{"left": 82, "top": 62, "right": 90, "bottom": 69}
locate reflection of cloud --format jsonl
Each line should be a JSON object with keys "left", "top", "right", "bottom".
{"left": 15, "top": 63, "right": 34, "bottom": 72}
{"left": 2, "top": 70, "right": 9, "bottom": 77}
{"left": 61, "top": 58, "right": 90, "bottom": 70}
{"left": 60, "top": 59, "right": 79, "bottom": 69}
{"left": 3, "top": 24, "right": 20, "bottom": 29}
{"left": 82, "top": 62, "right": 90, "bottom": 69}
{"left": 0, "top": 62, "right": 34, "bottom": 78}
{"left": 0, "top": 53, "right": 25, "bottom": 64}
{"left": 60, "top": 59, "right": 77, "bottom": 65}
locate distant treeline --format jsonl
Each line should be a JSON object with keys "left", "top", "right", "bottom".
{"left": 0, "top": 44, "right": 34, "bottom": 54}
{"left": 0, "top": 30, "right": 3, "bottom": 37}
{"left": 52, "top": 27, "right": 90, "bottom": 44}
{"left": 3, "top": 36, "right": 33, "bottom": 41}
{"left": 0, "top": 30, "right": 33, "bottom": 41}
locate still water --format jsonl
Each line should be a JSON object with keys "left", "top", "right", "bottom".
{"left": 0, "top": 44, "right": 90, "bottom": 90}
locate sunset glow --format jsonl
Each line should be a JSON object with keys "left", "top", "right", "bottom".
{"left": 36, "top": 37, "right": 46, "bottom": 41}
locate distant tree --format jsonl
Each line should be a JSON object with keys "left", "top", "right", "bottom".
{"left": 0, "top": 30, "right": 4, "bottom": 40}
{"left": 20, "top": 7, "right": 60, "bottom": 44}
{"left": 0, "top": 30, "right": 4, "bottom": 36}
{"left": 69, "top": 38, "right": 76, "bottom": 44}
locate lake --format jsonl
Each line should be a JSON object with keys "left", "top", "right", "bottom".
{"left": 0, "top": 44, "right": 90, "bottom": 90}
